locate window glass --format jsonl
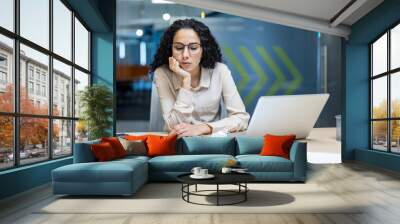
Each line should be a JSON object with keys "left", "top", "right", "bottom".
{"left": 0, "top": 116, "right": 13, "bottom": 170}
{"left": 372, "top": 77, "right": 387, "bottom": 119}
{"left": 74, "top": 18, "right": 89, "bottom": 70}
{"left": 20, "top": 44, "right": 49, "bottom": 115}
{"left": 19, "top": 117, "right": 49, "bottom": 165}
{"left": 0, "top": 35, "right": 14, "bottom": 113}
{"left": 391, "top": 24, "right": 400, "bottom": 70}
{"left": 75, "top": 120, "right": 88, "bottom": 143}
{"left": 0, "top": 0, "right": 92, "bottom": 168}
{"left": 372, "top": 121, "right": 388, "bottom": 151}
{"left": 53, "top": 0, "right": 72, "bottom": 60}
{"left": 372, "top": 33, "right": 387, "bottom": 76}
{"left": 53, "top": 119, "right": 72, "bottom": 158}
{"left": 53, "top": 59, "right": 72, "bottom": 116}
{"left": 391, "top": 120, "right": 400, "bottom": 153}
{"left": 391, "top": 72, "right": 400, "bottom": 118}
{"left": 74, "top": 69, "right": 89, "bottom": 118}
{"left": 20, "top": 0, "right": 49, "bottom": 49}
{"left": 0, "top": 0, "right": 14, "bottom": 31}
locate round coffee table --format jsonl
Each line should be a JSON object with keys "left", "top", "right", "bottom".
{"left": 177, "top": 173, "right": 255, "bottom": 206}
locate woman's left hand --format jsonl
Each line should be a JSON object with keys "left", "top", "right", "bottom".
{"left": 173, "top": 123, "right": 211, "bottom": 137}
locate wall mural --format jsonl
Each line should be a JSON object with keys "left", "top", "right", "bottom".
{"left": 223, "top": 45, "right": 304, "bottom": 107}
{"left": 206, "top": 17, "right": 317, "bottom": 114}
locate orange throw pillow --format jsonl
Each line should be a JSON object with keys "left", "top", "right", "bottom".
{"left": 91, "top": 142, "right": 117, "bottom": 161}
{"left": 101, "top": 137, "right": 127, "bottom": 158}
{"left": 259, "top": 134, "right": 296, "bottom": 159}
{"left": 146, "top": 134, "right": 177, "bottom": 157}
{"left": 124, "top": 135, "right": 149, "bottom": 141}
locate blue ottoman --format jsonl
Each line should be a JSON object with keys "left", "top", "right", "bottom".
{"left": 52, "top": 156, "right": 148, "bottom": 196}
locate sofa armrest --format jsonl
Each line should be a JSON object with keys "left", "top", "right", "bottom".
{"left": 73, "top": 140, "right": 100, "bottom": 163}
{"left": 289, "top": 141, "right": 307, "bottom": 181}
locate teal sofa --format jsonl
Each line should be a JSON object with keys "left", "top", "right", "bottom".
{"left": 52, "top": 136, "right": 307, "bottom": 196}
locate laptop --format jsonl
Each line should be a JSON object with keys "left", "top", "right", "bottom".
{"left": 245, "top": 94, "right": 330, "bottom": 139}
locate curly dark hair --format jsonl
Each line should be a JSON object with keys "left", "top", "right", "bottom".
{"left": 150, "top": 19, "right": 222, "bottom": 72}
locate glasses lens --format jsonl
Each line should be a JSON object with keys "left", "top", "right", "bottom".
{"left": 173, "top": 43, "right": 201, "bottom": 54}
{"left": 173, "top": 43, "right": 185, "bottom": 51}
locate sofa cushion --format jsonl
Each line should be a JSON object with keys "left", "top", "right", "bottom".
{"left": 101, "top": 137, "right": 127, "bottom": 158}
{"left": 179, "top": 136, "right": 235, "bottom": 155}
{"left": 91, "top": 142, "right": 118, "bottom": 161}
{"left": 52, "top": 158, "right": 147, "bottom": 183}
{"left": 236, "top": 155, "right": 293, "bottom": 172}
{"left": 235, "top": 136, "right": 263, "bottom": 155}
{"left": 115, "top": 155, "right": 150, "bottom": 163}
{"left": 74, "top": 140, "right": 100, "bottom": 163}
{"left": 147, "top": 134, "right": 177, "bottom": 157}
{"left": 260, "top": 134, "right": 296, "bottom": 159}
{"left": 118, "top": 138, "right": 147, "bottom": 156}
{"left": 148, "top": 154, "right": 235, "bottom": 172}
{"left": 124, "top": 135, "right": 149, "bottom": 141}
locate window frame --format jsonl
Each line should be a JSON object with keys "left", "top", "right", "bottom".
{"left": 370, "top": 21, "right": 400, "bottom": 154}
{"left": 0, "top": 0, "right": 92, "bottom": 171}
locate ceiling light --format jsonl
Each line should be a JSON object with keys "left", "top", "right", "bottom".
{"left": 119, "top": 42, "right": 125, "bottom": 59}
{"left": 163, "top": 13, "right": 171, "bottom": 21}
{"left": 136, "top": 29, "right": 143, "bottom": 37}
{"left": 200, "top": 11, "right": 206, "bottom": 19}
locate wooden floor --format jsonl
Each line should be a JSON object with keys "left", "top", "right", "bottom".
{"left": 1, "top": 162, "right": 400, "bottom": 224}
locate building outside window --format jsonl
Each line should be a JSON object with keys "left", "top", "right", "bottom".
{"left": 35, "top": 70, "right": 40, "bottom": 81}
{"left": 0, "top": 55, "right": 7, "bottom": 88}
{"left": 42, "top": 85, "right": 46, "bottom": 97}
{"left": 0, "top": 71, "right": 6, "bottom": 82}
{"left": 370, "top": 23, "right": 400, "bottom": 154}
{"left": 41, "top": 73, "right": 46, "bottom": 83}
{"left": 28, "top": 66, "right": 34, "bottom": 79}
{"left": 0, "top": 55, "right": 6, "bottom": 67}
{"left": 35, "top": 83, "right": 40, "bottom": 95}
{"left": 28, "top": 81, "right": 34, "bottom": 94}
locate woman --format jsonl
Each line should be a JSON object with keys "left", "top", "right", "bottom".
{"left": 151, "top": 19, "right": 250, "bottom": 137}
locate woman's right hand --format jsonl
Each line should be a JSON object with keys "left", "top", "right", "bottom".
{"left": 169, "top": 57, "right": 191, "bottom": 79}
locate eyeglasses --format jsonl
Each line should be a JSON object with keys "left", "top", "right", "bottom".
{"left": 172, "top": 43, "right": 202, "bottom": 55}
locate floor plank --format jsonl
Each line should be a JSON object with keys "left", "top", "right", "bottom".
{"left": 1, "top": 162, "right": 400, "bottom": 224}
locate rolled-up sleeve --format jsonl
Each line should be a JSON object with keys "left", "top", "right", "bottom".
{"left": 207, "top": 65, "right": 250, "bottom": 133}
{"left": 154, "top": 68, "right": 194, "bottom": 130}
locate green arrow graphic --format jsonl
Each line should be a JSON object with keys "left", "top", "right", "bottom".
{"left": 222, "top": 47, "right": 250, "bottom": 94}
{"left": 256, "top": 46, "right": 286, "bottom": 95}
{"left": 239, "top": 46, "right": 268, "bottom": 105}
{"left": 273, "top": 46, "right": 303, "bottom": 94}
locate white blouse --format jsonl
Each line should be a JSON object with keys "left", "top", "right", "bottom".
{"left": 154, "top": 62, "right": 250, "bottom": 133}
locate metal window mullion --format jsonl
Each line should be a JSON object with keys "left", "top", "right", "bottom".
{"left": 48, "top": 0, "right": 53, "bottom": 160}
{"left": 13, "top": 0, "right": 21, "bottom": 167}
{"left": 112, "top": 18, "right": 116, "bottom": 137}
{"left": 71, "top": 11, "right": 76, "bottom": 155}
{"left": 370, "top": 45, "right": 373, "bottom": 149}
{"left": 387, "top": 30, "right": 391, "bottom": 152}
{"left": 88, "top": 31, "right": 91, "bottom": 75}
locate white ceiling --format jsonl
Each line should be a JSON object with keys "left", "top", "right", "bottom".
{"left": 228, "top": 0, "right": 353, "bottom": 21}
{"left": 117, "top": 0, "right": 207, "bottom": 37}
{"left": 117, "top": 0, "right": 384, "bottom": 38}
{"left": 172, "top": 0, "right": 384, "bottom": 37}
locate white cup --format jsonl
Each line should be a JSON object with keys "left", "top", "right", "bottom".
{"left": 200, "top": 169, "right": 208, "bottom": 176}
{"left": 221, "top": 167, "right": 232, "bottom": 174}
{"left": 191, "top": 167, "right": 202, "bottom": 176}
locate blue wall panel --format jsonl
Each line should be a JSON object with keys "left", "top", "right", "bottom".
{"left": 344, "top": 45, "right": 369, "bottom": 160}
{"left": 0, "top": 158, "right": 72, "bottom": 199}
{"left": 205, "top": 18, "right": 318, "bottom": 114}
{"left": 92, "top": 33, "right": 114, "bottom": 87}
